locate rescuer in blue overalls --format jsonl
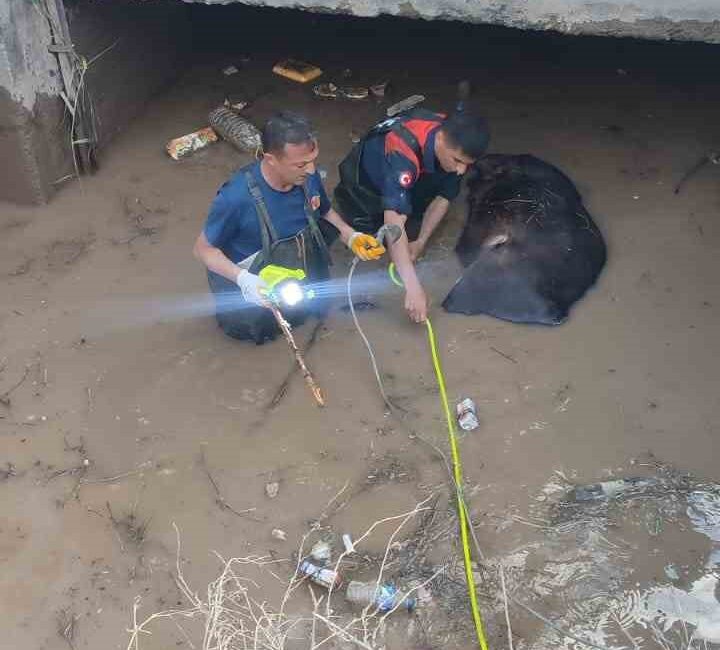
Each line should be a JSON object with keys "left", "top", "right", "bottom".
{"left": 193, "top": 111, "right": 385, "bottom": 344}
{"left": 335, "top": 108, "right": 490, "bottom": 323}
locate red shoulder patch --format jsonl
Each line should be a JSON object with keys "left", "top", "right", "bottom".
{"left": 310, "top": 195, "right": 321, "bottom": 210}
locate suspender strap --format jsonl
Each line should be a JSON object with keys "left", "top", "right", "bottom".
{"left": 246, "top": 168, "right": 331, "bottom": 269}
{"left": 389, "top": 114, "right": 443, "bottom": 171}
{"left": 245, "top": 170, "right": 278, "bottom": 261}
{"left": 302, "top": 181, "right": 332, "bottom": 267}
{"left": 390, "top": 122, "right": 423, "bottom": 162}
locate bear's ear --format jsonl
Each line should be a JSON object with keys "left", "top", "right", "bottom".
{"left": 467, "top": 156, "right": 494, "bottom": 189}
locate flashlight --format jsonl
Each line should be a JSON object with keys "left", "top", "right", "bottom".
{"left": 259, "top": 265, "right": 314, "bottom": 308}
{"left": 277, "top": 280, "right": 305, "bottom": 307}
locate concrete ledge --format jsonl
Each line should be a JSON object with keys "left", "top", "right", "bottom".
{"left": 186, "top": 0, "right": 720, "bottom": 44}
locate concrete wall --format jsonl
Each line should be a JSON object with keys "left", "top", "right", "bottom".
{"left": 188, "top": 0, "right": 720, "bottom": 44}
{"left": 0, "top": 0, "right": 69, "bottom": 205}
{"left": 62, "top": 0, "right": 192, "bottom": 149}
{"left": 0, "top": 0, "right": 191, "bottom": 206}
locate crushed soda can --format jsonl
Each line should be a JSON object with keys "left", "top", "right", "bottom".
{"left": 299, "top": 559, "right": 341, "bottom": 589}
{"left": 456, "top": 397, "right": 479, "bottom": 431}
{"left": 166, "top": 127, "right": 218, "bottom": 160}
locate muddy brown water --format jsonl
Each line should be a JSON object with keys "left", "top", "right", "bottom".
{"left": 1, "top": 9, "right": 720, "bottom": 649}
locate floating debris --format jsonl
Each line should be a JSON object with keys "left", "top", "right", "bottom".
{"left": 663, "top": 563, "right": 680, "bottom": 580}
{"left": 310, "top": 540, "right": 332, "bottom": 563}
{"left": 272, "top": 59, "right": 322, "bottom": 83}
{"left": 265, "top": 481, "right": 279, "bottom": 499}
{"left": 166, "top": 127, "right": 218, "bottom": 160}
{"left": 342, "top": 533, "right": 355, "bottom": 554}
{"left": 456, "top": 397, "right": 479, "bottom": 431}
{"left": 299, "top": 560, "right": 341, "bottom": 589}
{"left": 505, "top": 461, "right": 720, "bottom": 649}
{"left": 208, "top": 107, "right": 261, "bottom": 153}
{"left": 312, "top": 82, "right": 338, "bottom": 99}
{"left": 387, "top": 94, "right": 425, "bottom": 117}
{"left": 340, "top": 86, "right": 369, "bottom": 100}
{"left": 370, "top": 81, "right": 389, "bottom": 98}
{"left": 345, "top": 580, "right": 416, "bottom": 612}
{"left": 223, "top": 97, "right": 248, "bottom": 112}
{"left": 568, "top": 477, "right": 662, "bottom": 502}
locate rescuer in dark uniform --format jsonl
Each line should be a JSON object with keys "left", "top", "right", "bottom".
{"left": 335, "top": 107, "right": 489, "bottom": 323}
{"left": 194, "top": 111, "right": 385, "bottom": 344}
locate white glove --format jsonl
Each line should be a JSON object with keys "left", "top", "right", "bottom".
{"left": 236, "top": 269, "right": 268, "bottom": 306}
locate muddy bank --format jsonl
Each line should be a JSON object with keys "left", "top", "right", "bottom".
{"left": 1, "top": 14, "right": 720, "bottom": 649}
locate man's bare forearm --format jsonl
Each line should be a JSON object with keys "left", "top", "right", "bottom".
{"left": 384, "top": 210, "right": 420, "bottom": 287}
{"left": 416, "top": 196, "right": 450, "bottom": 247}
{"left": 193, "top": 233, "right": 240, "bottom": 283}
{"left": 322, "top": 208, "right": 355, "bottom": 245}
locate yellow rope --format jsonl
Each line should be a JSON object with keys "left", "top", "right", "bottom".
{"left": 388, "top": 263, "right": 489, "bottom": 650}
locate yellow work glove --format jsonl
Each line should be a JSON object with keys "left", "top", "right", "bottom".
{"left": 348, "top": 232, "right": 386, "bottom": 261}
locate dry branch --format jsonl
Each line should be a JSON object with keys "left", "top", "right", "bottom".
{"left": 199, "top": 451, "right": 262, "bottom": 522}
{"left": 0, "top": 366, "right": 31, "bottom": 407}
{"left": 267, "top": 318, "right": 324, "bottom": 411}
{"left": 126, "top": 500, "right": 444, "bottom": 650}
{"left": 269, "top": 305, "right": 324, "bottom": 407}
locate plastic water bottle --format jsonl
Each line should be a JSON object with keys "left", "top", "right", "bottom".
{"left": 345, "top": 581, "right": 416, "bottom": 612}
{"left": 570, "top": 477, "right": 659, "bottom": 502}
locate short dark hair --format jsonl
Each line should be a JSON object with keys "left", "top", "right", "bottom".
{"left": 440, "top": 113, "right": 490, "bottom": 159}
{"left": 261, "top": 111, "right": 316, "bottom": 155}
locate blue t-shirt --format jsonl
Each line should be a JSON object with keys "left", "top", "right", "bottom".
{"left": 204, "top": 161, "right": 331, "bottom": 263}
{"left": 360, "top": 127, "right": 462, "bottom": 215}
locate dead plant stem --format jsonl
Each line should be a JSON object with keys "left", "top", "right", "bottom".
{"left": 199, "top": 451, "right": 261, "bottom": 521}
{"left": 0, "top": 365, "right": 31, "bottom": 407}
{"left": 499, "top": 565, "right": 514, "bottom": 650}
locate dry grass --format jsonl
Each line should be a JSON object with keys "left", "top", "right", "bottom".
{"left": 126, "top": 499, "right": 443, "bottom": 650}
